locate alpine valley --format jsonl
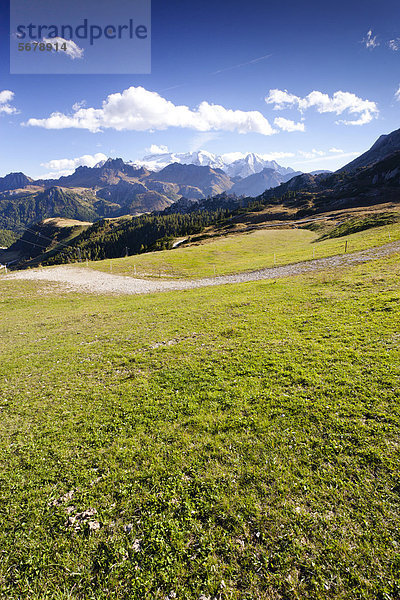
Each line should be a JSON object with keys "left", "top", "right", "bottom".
{"left": 1, "top": 127, "right": 400, "bottom": 268}
{"left": 0, "top": 152, "right": 307, "bottom": 236}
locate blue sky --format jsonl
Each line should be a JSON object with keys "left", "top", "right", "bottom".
{"left": 0, "top": 0, "right": 400, "bottom": 177}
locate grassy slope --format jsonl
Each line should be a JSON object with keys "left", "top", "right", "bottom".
{"left": 87, "top": 221, "right": 400, "bottom": 279}
{"left": 20, "top": 223, "right": 92, "bottom": 269}
{"left": 0, "top": 257, "right": 399, "bottom": 599}
{"left": 0, "top": 229, "right": 17, "bottom": 248}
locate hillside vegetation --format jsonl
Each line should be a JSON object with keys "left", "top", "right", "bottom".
{"left": 0, "top": 228, "right": 17, "bottom": 248}
{"left": 0, "top": 218, "right": 92, "bottom": 269}
{"left": 0, "top": 187, "right": 99, "bottom": 233}
{"left": 261, "top": 150, "right": 400, "bottom": 214}
{"left": 317, "top": 212, "right": 400, "bottom": 240}
{"left": 31, "top": 145, "right": 400, "bottom": 269}
{"left": 45, "top": 209, "right": 232, "bottom": 265}
{"left": 86, "top": 218, "right": 400, "bottom": 279}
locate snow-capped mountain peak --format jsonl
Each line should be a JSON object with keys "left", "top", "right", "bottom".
{"left": 130, "top": 150, "right": 294, "bottom": 178}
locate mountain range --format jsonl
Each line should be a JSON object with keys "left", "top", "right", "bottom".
{"left": 1, "top": 126, "right": 400, "bottom": 262}
{"left": 130, "top": 150, "right": 297, "bottom": 178}
{"left": 0, "top": 155, "right": 307, "bottom": 234}
{"left": 147, "top": 126, "right": 400, "bottom": 219}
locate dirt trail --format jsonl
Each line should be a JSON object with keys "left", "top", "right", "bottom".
{"left": 3, "top": 241, "right": 400, "bottom": 295}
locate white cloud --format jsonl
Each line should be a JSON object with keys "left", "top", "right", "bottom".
{"left": 329, "top": 147, "right": 343, "bottom": 153}
{"left": 273, "top": 116, "right": 305, "bottom": 132}
{"left": 395, "top": 86, "right": 400, "bottom": 101}
{"left": 292, "top": 151, "right": 360, "bottom": 166}
{"left": 42, "top": 37, "right": 84, "bottom": 60}
{"left": 0, "top": 90, "right": 14, "bottom": 104}
{"left": 299, "top": 149, "right": 326, "bottom": 159}
{"left": 388, "top": 38, "right": 400, "bottom": 51}
{"left": 261, "top": 152, "right": 295, "bottom": 161}
{"left": 72, "top": 100, "right": 86, "bottom": 111}
{"left": 40, "top": 152, "right": 108, "bottom": 175}
{"left": 38, "top": 169, "right": 78, "bottom": 179}
{"left": 0, "top": 90, "right": 18, "bottom": 115}
{"left": 338, "top": 112, "right": 373, "bottom": 126}
{"left": 189, "top": 132, "right": 220, "bottom": 152}
{"left": 145, "top": 144, "right": 169, "bottom": 154}
{"left": 266, "top": 89, "right": 300, "bottom": 110}
{"left": 265, "top": 88, "right": 378, "bottom": 126}
{"left": 218, "top": 152, "right": 245, "bottom": 163}
{"left": 362, "top": 30, "right": 379, "bottom": 49}
{"left": 25, "top": 85, "right": 277, "bottom": 135}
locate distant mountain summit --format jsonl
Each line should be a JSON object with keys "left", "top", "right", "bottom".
{"left": 339, "top": 127, "right": 400, "bottom": 173}
{"left": 131, "top": 150, "right": 224, "bottom": 171}
{"left": 0, "top": 172, "right": 33, "bottom": 192}
{"left": 39, "top": 158, "right": 149, "bottom": 188}
{"left": 224, "top": 154, "right": 295, "bottom": 179}
{"left": 132, "top": 150, "right": 296, "bottom": 178}
{"left": 230, "top": 167, "right": 302, "bottom": 197}
{"left": 148, "top": 162, "right": 233, "bottom": 196}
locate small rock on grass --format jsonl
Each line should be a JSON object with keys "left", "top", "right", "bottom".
{"left": 49, "top": 489, "right": 75, "bottom": 507}
{"left": 66, "top": 507, "right": 98, "bottom": 531}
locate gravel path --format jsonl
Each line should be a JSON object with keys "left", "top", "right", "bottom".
{"left": 3, "top": 241, "right": 400, "bottom": 295}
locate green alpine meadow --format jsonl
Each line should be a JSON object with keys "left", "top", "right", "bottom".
{"left": 0, "top": 247, "right": 399, "bottom": 599}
